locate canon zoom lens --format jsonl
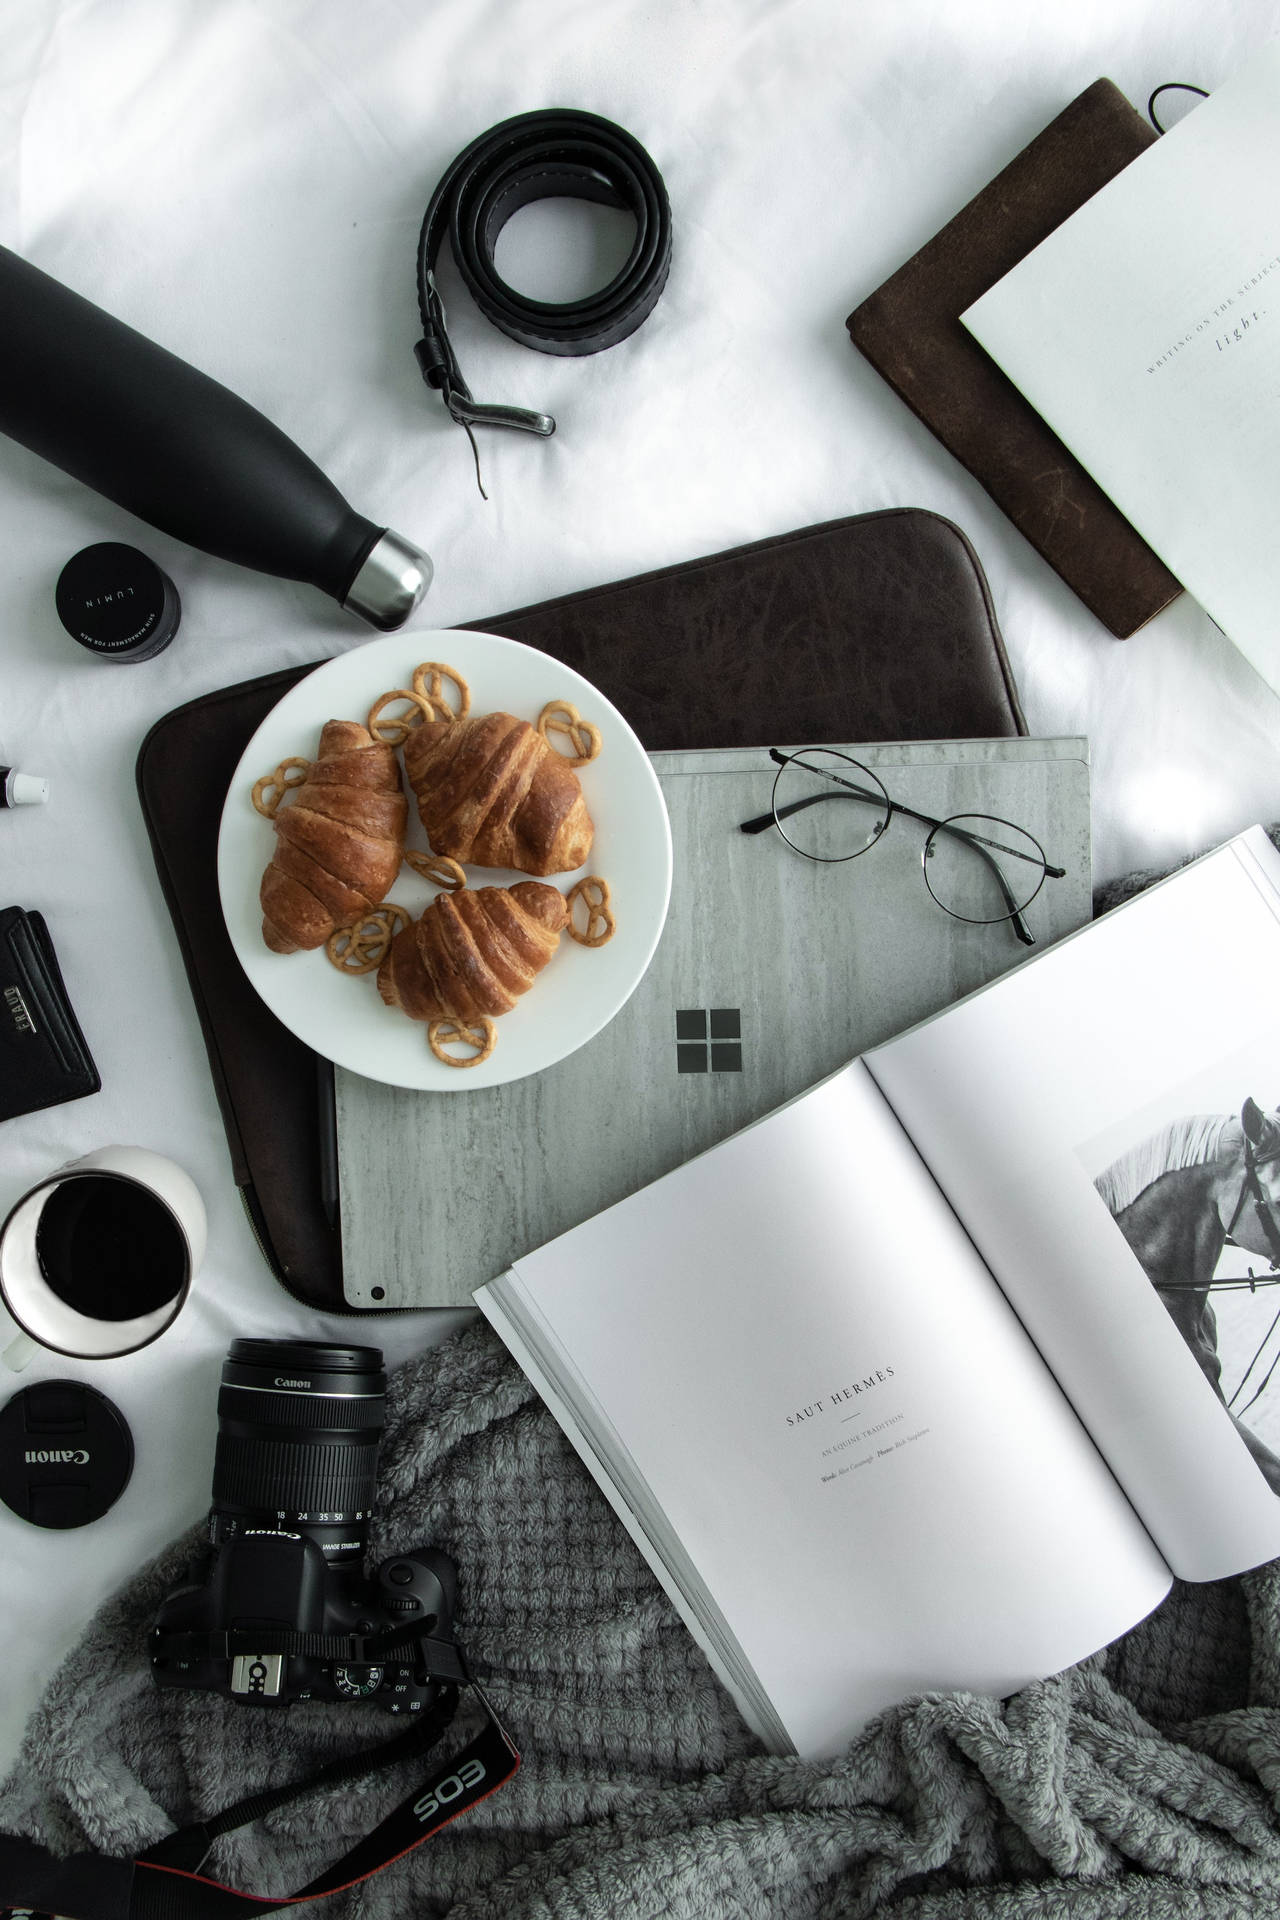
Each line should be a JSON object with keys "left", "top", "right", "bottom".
{"left": 210, "top": 1339, "right": 386, "bottom": 1565}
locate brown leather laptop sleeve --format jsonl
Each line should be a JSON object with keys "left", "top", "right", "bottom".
{"left": 137, "top": 509, "right": 1026, "bottom": 1311}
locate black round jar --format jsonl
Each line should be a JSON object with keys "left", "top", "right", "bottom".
{"left": 55, "top": 541, "right": 181, "bottom": 662}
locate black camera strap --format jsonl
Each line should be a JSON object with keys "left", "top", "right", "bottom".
{"left": 149, "top": 1625, "right": 470, "bottom": 1679}
{"left": 0, "top": 1677, "right": 519, "bottom": 1920}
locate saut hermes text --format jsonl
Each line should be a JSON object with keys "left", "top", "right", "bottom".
{"left": 786, "top": 1366, "right": 895, "bottom": 1428}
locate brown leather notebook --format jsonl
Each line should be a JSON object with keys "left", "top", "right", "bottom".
{"left": 847, "top": 80, "right": 1183, "bottom": 639}
{"left": 136, "top": 509, "right": 1026, "bottom": 1313}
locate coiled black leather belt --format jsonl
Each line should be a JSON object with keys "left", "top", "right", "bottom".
{"left": 414, "top": 109, "right": 672, "bottom": 442}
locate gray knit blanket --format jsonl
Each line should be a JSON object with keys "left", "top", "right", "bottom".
{"left": 5, "top": 1317, "right": 1280, "bottom": 1920}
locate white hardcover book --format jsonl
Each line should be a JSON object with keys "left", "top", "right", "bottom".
{"left": 962, "top": 47, "right": 1280, "bottom": 679}
{"left": 478, "top": 829, "right": 1280, "bottom": 1758}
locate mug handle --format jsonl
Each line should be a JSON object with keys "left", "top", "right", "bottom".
{"left": 3, "top": 1331, "right": 37, "bottom": 1372}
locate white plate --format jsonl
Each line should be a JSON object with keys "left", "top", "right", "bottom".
{"left": 217, "top": 630, "right": 672, "bottom": 1090}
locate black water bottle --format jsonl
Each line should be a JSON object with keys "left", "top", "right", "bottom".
{"left": 0, "top": 245, "right": 431, "bottom": 630}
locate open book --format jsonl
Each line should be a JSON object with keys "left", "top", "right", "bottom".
{"left": 960, "top": 44, "right": 1280, "bottom": 684}
{"left": 477, "top": 827, "right": 1280, "bottom": 1758}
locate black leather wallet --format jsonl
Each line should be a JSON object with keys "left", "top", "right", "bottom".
{"left": 0, "top": 905, "right": 101, "bottom": 1122}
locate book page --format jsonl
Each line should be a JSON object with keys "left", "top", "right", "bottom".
{"left": 961, "top": 48, "right": 1280, "bottom": 689}
{"left": 482, "top": 1060, "right": 1170, "bottom": 1759}
{"left": 867, "top": 829, "right": 1280, "bottom": 1580}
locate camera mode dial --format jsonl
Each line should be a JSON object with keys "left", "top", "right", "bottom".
{"left": 334, "top": 1663, "right": 384, "bottom": 1699}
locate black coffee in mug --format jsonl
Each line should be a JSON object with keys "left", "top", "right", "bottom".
{"left": 2, "top": 1148, "right": 204, "bottom": 1370}
{"left": 34, "top": 1174, "right": 187, "bottom": 1320}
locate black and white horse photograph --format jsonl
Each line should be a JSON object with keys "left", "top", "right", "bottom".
{"left": 1089, "top": 1090, "right": 1280, "bottom": 1495}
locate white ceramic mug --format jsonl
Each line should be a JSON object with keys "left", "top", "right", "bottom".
{"left": 0, "top": 1146, "right": 206, "bottom": 1370}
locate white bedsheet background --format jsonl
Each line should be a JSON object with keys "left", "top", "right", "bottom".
{"left": 1, "top": 0, "right": 1275, "bottom": 1773}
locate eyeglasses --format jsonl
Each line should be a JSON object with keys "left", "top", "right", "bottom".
{"left": 738, "top": 747, "right": 1066, "bottom": 947}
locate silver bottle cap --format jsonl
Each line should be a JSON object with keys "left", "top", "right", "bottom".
{"left": 342, "top": 530, "right": 433, "bottom": 631}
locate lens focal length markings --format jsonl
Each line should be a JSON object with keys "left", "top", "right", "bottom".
{"left": 212, "top": 1340, "right": 386, "bottom": 1563}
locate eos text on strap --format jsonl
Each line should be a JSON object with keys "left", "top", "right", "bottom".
{"left": 414, "top": 109, "right": 672, "bottom": 443}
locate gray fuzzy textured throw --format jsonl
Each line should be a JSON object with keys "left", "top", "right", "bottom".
{"left": 5, "top": 1319, "right": 1280, "bottom": 1919}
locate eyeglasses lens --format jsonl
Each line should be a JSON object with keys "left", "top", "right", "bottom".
{"left": 771, "top": 751, "right": 892, "bottom": 863}
{"left": 922, "top": 813, "right": 1048, "bottom": 925}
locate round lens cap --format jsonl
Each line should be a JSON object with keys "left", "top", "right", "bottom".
{"left": 55, "top": 542, "right": 181, "bottom": 663}
{"left": 0, "top": 1379, "right": 134, "bottom": 1529}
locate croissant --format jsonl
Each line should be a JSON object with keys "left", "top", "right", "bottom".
{"left": 403, "top": 712, "right": 593, "bottom": 876}
{"left": 260, "top": 720, "right": 407, "bottom": 954}
{"left": 377, "top": 882, "right": 568, "bottom": 1021}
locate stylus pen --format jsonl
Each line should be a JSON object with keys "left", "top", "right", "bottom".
{"left": 316, "top": 1056, "right": 339, "bottom": 1229}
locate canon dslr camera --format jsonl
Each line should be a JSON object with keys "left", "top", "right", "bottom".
{"left": 151, "top": 1339, "right": 462, "bottom": 1714}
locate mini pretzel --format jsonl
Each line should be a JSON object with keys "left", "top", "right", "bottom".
{"left": 428, "top": 1016, "right": 497, "bottom": 1068}
{"left": 566, "top": 875, "right": 615, "bottom": 947}
{"left": 403, "top": 849, "right": 468, "bottom": 891}
{"left": 411, "top": 661, "right": 471, "bottom": 722}
{"left": 537, "top": 699, "right": 602, "bottom": 767}
{"left": 366, "top": 688, "right": 437, "bottom": 746}
{"left": 251, "top": 757, "right": 310, "bottom": 818}
{"left": 324, "top": 903, "right": 410, "bottom": 975}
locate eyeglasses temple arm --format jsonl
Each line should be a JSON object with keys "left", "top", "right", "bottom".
{"left": 764, "top": 752, "right": 1063, "bottom": 876}
{"left": 740, "top": 777, "right": 894, "bottom": 837}
{"left": 875, "top": 796, "right": 1063, "bottom": 877}
{"left": 920, "top": 811, "right": 1036, "bottom": 943}
{"left": 745, "top": 755, "right": 1057, "bottom": 942}
{"left": 741, "top": 786, "right": 1038, "bottom": 942}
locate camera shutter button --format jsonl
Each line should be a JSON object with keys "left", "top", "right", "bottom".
{"left": 388, "top": 1562, "right": 415, "bottom": 1584}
